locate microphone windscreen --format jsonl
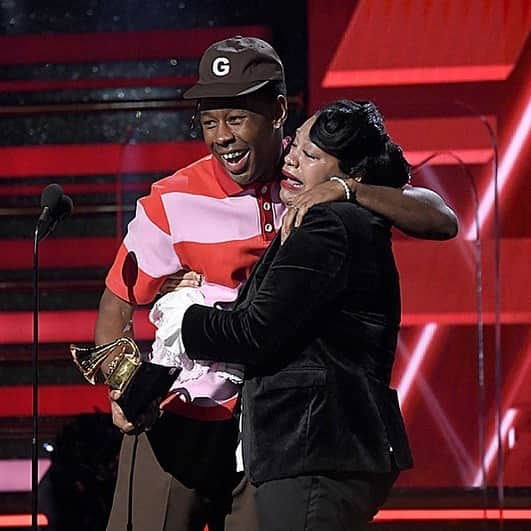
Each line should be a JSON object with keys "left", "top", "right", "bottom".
{"left": 57, "top": 194, "right": 74, "bottom": 220}
{"left": 40, "top": 183, "right": 64, "bottom": 211}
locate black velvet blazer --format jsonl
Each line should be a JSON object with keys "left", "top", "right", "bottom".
{"left": 182, "top": 202, "right": 413, "bottom": 485}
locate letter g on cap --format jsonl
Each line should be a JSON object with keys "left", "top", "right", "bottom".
{"left": 212, "top": 56, "right": 230, "bottom": 76}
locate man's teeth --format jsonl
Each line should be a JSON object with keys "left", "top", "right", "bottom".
{"left": 222, "top": 151, "right": 246, "bottom": 161}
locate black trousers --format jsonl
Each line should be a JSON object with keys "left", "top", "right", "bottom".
{"left": 254, "top": 470, "right": 398, "bottom": 531}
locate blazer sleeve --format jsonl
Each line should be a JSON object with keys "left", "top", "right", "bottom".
{"left": 181, "top": 205, "right": 349, "bottom": 367}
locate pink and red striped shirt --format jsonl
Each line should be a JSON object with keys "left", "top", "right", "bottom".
{"left": 106, "top": 153, "right": 286, "bottom": 420}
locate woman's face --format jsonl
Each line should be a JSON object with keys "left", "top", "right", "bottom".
{"left": 280, "top": 116, "right": 344, "bottom": 206}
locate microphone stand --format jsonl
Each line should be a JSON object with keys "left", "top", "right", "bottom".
{"left": 455, "top": 100, "right": 503, "bottom": 528}
{"left": 32, "top": 223, "right": 41, "bottom": 531}
{"left": 412, "top": 152, "right": 485, "bottom": 514}
{"left": 30, "top": 191, "right": 72, "bottom": 530}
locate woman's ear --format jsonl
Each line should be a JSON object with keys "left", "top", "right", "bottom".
{"left": 343, "top": 167, "right": 363, "bottom": 183}
{"left": 347, "top": 165, "right": 364, "bottom": 183}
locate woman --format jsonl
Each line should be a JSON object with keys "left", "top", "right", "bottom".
{"left": 179, "top": 99, "right": 413, "bottom": 530}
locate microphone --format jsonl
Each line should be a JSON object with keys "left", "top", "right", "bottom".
{"left": 37, "top": 184, "right": 74, "bottom": 241}
{"left": 38, "top": 183, "right": 63, "bottom": 222}
{"left": 31, "top": 184, "right": 74, "bottom": 531}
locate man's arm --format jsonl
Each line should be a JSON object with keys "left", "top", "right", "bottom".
{"left": 281, "top": 180, "right": 458, "bottom": 243}
{"left": 95, "top": 184, "right": 180, "bottom": 432}
{"left": 94, "top": 288, "right": 139, "bottom": 433}
{"left": 355, "top": 183, "right": 458, "bottom": 240}
{"left": 95, "top": 288, "right": 160, "bottom": 433}
{"left": 94, "top": 288, "right": 135, "bottom": 362}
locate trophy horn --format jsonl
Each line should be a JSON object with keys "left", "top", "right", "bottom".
{"left": 70, "top": 337, "right": 140, "bottom": 387}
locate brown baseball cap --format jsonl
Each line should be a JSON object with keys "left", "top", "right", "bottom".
{"left": 183, "top": 36, "right": 285, "bottom": 100}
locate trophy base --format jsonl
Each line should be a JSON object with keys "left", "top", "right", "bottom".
{"left": 116, "top": 362, "right": 181, "bottom": 421}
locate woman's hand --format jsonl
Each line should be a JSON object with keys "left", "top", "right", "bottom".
{"left": 281, "top": 179, "right": 350, "bottom": 243}
{"left": 159, "top": 270, "right": 202, "bottom": 294}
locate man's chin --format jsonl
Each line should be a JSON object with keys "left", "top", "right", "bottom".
{"left": 229, "top": 171, "right": 256, "bottom": 186}
{"left": 226, "top": 164, "right": 263, "bottom": 186}
{"left": 217, "top": 153, "right": 255, "bottom": 186}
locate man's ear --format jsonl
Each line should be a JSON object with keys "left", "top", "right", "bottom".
{"left": 273, "top": 94, "right": 288, "bottom": 129}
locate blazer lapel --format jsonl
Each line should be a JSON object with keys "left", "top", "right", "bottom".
{"left": 236, "top": 234, "right": 282, "bottom": 306}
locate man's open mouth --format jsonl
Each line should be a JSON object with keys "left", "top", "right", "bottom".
{"left": 220, "top": 150, "right": 250, "bottom": 174}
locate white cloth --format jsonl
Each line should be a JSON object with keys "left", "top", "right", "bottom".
{"left": 148, "top": 289, "right": 203, "bottom": 368}
{"left": 148, "top": 288, "right": 244, "bottom": 394}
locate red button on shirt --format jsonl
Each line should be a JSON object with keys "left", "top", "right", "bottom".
{"left": 255, "top": 183, "right": 276, "bottom": 242}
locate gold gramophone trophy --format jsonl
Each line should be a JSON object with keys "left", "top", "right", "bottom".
{"left": 70, "top": 337, "right": 180, "bottom": 420}
{"left": 70, "top": 336, "right": 141, "bottom": 391}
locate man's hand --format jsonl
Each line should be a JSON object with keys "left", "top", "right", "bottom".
{"left": 109, "top": 389, "right": 161, "bottom": 435}
{"left": 159, "top": 270, "right": 202, "bottom": 295}
{"left": 281, "top": 179, "right": 347, "bottom": 243}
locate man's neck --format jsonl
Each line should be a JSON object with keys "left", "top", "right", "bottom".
{"left": 257, "top": 142, "right": 284, "bottom": 183}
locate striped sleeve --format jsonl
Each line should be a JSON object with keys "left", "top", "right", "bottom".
{"left": 106, "top": 188, "right": 182, "bottom": 305}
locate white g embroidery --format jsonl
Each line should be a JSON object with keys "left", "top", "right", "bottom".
{"left": 212, "top": 56, "right": 230, "bottom": 77}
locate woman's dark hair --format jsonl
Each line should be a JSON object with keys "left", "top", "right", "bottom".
{"left": 309, "top": 100, "right": 410, "bottom": 188}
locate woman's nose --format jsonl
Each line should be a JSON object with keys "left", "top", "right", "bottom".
{"left": 285, "top": 150, "right": 298, "bottom": 167}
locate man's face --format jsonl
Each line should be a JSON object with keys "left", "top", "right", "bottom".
{"left": 199, "top": 94, "right": 284, "bottom": 186}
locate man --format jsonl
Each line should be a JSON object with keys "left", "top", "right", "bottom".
{"left": 97, "top": 36, "right": 457, "bottom": 531}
